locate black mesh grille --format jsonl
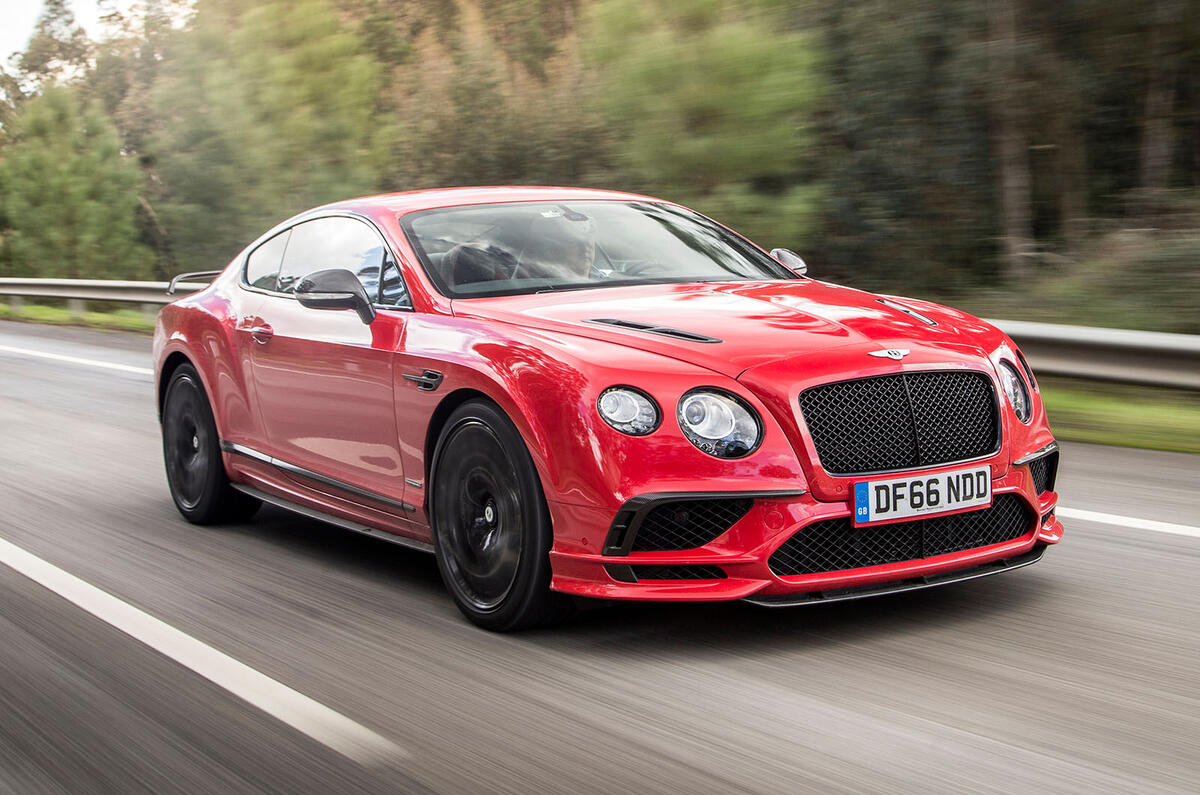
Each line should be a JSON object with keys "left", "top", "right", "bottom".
{"left": 1028, "top": 451, "right": 1059, "bottom": 495}
{"left": 630, "top": 499, "right": 753, "bottom": 551}
{"left": 629, "top": 564, "right": 726, "bottom": 580}
{"left": 768, "top": 494, "right": 1033, "bottom": 576}
{"left": 799, "top": 371, "right": 999, "bottom": 475}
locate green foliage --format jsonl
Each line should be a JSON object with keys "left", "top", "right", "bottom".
{"left": 814, "top": 0, "right": 999, "bottom": 292}
{"left": 956, "top": 219, "right": 1200, "bottom": 336}
{"left": 0, "top": 0, "right": 1197, "bottom": 337}
{"left": 0, "top": 302, "right": 157, "bottom": 333}
{"left": 396, "top": 54, "right": 611, "bottom": 190}
{"left": 149, "top": 0, "right": 396, "bottom": 271}
{"left": 17, "top": 0, "right": 91, "bottom": 86}
{"left": 588, "top": 0, "right": 823, "bottom": 249}
{"left": 477, "top": 0, "right": 578, "bottom": 77}
{"left": 1040, "top": 376, "right": 1200, "bottom": 454}
{"left": 0, "top": 87, "right": 152, "bottom": 278}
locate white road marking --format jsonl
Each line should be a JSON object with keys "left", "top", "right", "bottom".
{"left": 0, "top": 534, "right": 405, "bottom": 764}
{"left": 1057, "top": 507, "right": 1200, "bottom": 538}
{"left": 0, "top": 343, "right": 153, "bottom": 376}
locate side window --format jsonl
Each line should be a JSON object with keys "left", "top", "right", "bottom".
{"left": 379, "top": 258, "right": 411, "bottom": 307}
{"left": 277, "top": 217, "right": 386, "bottom": 298}
{"left": 244, "top": 230, "right": 290, "bottom": 290}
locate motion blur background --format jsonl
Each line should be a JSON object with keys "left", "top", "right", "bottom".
{"left": 0, "top": 6, "right": 1198, "bottom": 791}
{"left": 1, "top": 0, "right": 1198, "bottom": 448}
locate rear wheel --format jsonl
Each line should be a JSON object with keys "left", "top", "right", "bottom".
{"left": 430, "top": 400, "right": 573, "bottom": 631}
{"left": 162, "top": 364, "right": 260, "bottom": 524}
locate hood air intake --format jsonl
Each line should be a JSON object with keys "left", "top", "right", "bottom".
{"left": 588, "top": 318, "right": 721, "bottom": 344}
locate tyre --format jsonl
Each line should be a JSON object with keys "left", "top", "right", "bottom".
{"left": 430, "top": 400, "right": 573, "bottom": 631}
{"left": 161, "top": 363, "right": 260, "bottom": 524}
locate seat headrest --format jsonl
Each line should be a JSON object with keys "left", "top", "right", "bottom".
{"left": 445, "top": 244, "right": 500, "bottom": 288}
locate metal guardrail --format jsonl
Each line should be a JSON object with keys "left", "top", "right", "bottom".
{"left": 986, "top": 318, "right": 1200, "bottom": 390}
{"left": 0, "top": 278, "right": 206, "bottom": 306}
{"left": 0, "top": 278, "right": 1196, "bottom": 389}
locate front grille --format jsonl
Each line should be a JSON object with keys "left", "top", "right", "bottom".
{"left": 768, "top": 494, "right": 1033, "bottom": 576}
{"left": 1028, "top": 451, "right": 1059, "bottom": 494}
{"left": 630, "top": 498, "right": 752, "bottom": 552}
{"left": 630, "top": 564, "right": 726, "bottom": 580}
{"left": 799, "top": 371, "right": 999, "bottom": 475}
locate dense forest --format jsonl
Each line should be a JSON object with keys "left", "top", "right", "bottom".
{"left": 1, "top": 0, "right": 1198, "bottom": 331}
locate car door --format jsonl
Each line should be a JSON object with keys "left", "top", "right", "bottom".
{"left": 223, "top": 229, "right": 287, "bottom": 450}
{"left": 248, "top": 215, "right": 409, "bottom": 510}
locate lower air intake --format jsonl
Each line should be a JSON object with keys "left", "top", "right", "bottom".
{"left": 1028, "top": 451, "right": 1059, "bottom": 495}
{"left": 629, "top": 498, "right": 753, "bottom": 551}
{"left": 768, "top": 494, "right": 1034, "bottom": 576}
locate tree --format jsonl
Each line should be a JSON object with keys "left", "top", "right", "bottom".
{"left": 588, "top": 0, "right": 823, "bottom": 249}
{"left": 815, "top": 0, "right": 1000, "bottom": 291}
{"left": 148, "top": 0, "right": 397, "bottom": 272}
{"left": 988, "top": 0, "right": 1034, "bottom": 281}
{"left": 17, "top": 0, "right": 91, "bottom": 87}
{"left": 0, "top": 86, "right": 153, "bottom": 278}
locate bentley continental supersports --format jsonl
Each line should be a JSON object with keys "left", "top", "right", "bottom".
{"left": 154, "top": 187, "right": 1062, "bottom": 630}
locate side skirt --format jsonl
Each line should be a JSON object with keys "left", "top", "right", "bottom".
{"left": 231, "top": 483, "right": 434, "bottom": 554}
{"left": 220, "top": 440, "right": 416, "bottom": 514}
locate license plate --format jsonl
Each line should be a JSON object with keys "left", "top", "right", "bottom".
{"left": 853, "top": 465, "right": 991, "bottom": 526}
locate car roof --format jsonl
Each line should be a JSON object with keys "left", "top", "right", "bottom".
{"left": 314, "top": 186, "right": 664, "bottom": 218}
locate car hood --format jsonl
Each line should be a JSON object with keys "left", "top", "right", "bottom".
{"left": 451, "top": 280, "right": 1002, "bottom": 378}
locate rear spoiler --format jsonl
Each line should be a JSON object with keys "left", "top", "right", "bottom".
{"left": 167, "top": 270, "right": 224, "bottom": 295}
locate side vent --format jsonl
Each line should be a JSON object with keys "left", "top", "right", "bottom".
{"left": 589, "top": 318, "right": 722, "bottom": 344}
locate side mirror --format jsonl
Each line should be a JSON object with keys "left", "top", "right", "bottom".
{"left": 770, "top": 248, "right": 808, "bottom": 276}
{"left": 295, "top": 268, "right": 376, "bottom": 324}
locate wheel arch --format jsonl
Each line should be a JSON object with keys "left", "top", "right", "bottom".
{"left": 157, "top": 350, "right": 195, "bottom": 420}
{"left": 424, "top": 387, "right": 497, "bottom": 482}
{"left": 420, "top": 372, "right": 565, "bottom": 510}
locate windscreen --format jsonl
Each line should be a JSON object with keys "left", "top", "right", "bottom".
{"left": 400, "top": 200, "right": 798, "bottom": 298}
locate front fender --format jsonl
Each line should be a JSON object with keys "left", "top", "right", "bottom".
{"left": 404, "top": 317, "right": 810, "bottom": 514}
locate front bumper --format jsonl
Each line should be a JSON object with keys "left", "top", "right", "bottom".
{"left": 547, "top": 459, "right": 1062, "bottom": 603}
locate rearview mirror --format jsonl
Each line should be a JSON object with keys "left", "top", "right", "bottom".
{"left": 295, "top": 268, "right": 376, "bottom": 324}
{"left": 770, "top": 248, "right": 808, "bottom": 276}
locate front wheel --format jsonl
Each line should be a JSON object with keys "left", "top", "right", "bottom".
{"left": 161, "top": 363, "right": 260, "bottom": 524}
{"left": 430, "top": 400, "right": 573, "bottom": 631}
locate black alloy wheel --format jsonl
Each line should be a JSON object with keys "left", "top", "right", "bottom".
{"left": 430, "top": 400, "right": 573, "bottom": 631}
{"left": 162, "top": 364, "right": 260, "bottom": 524}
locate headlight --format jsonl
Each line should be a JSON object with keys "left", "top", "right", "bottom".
{"left": 677, "top": 389, "right": 762, "bottom": 458}
{"left": 998, "top": 361, "right": 1031, "bottom": 423}
{"left": 1015, "top": 347, "right": 1038, "bottom": 390}
{"left": 597, "top": 387, "right": 660, "bottom": 435}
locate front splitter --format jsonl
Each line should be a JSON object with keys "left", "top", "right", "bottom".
{"left": 742, "top": 544, "right": 1046, "bottom": 607}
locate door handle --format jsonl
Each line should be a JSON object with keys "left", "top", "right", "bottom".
{"left": 402, "top": 369, "right": 444, "bottom": 391}
{"left": 247, "top": 325, "right": 274, "bottom": 343}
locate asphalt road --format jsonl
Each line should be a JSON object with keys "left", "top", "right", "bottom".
{"left": 0, "top": 318, "right": 1197, "bottom": 794}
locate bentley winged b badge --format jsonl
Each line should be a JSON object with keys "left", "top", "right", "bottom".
{"left": 868, "top": 348, "right": 911, "bottom": 360}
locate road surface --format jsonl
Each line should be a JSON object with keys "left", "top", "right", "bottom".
{"left": 0, "top": 319, "right": 1197, "bottom": 794}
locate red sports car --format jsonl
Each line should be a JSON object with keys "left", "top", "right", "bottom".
{"left": 154, "top": 187, "right": 1062, "bottom": 630}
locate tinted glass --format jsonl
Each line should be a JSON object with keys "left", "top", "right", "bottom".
{"left": 277, "top": 217, "right": 387, "bottom": 297}
{"left": 379, "top": 259, "right": 410, "bottom": 306}
{"left": 400, "top": 200, "right": 796, "bottom": 298}
{"left": 244, "top": 230, "right": 290, "bottom": 290}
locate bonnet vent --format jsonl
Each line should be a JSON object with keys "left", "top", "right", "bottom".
{"left": 588, "top": 318, "right": 722, "bottom": 344}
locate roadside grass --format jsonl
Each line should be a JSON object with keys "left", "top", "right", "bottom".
{"left": 0, "top": 302, "right": 156, "bottom": 333}
{"left": 0, "top": 307, "right": 1195, "bottom": 453}
{"left": 1040, "top": 377, "right": 1200, "bottom": 454}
